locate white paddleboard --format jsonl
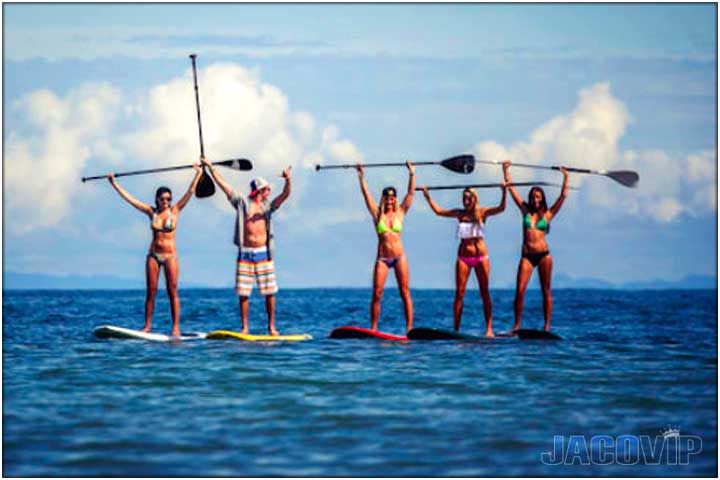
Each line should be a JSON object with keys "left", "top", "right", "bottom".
{"left": 93, "top": 325, "right": 206, "bottom": 342}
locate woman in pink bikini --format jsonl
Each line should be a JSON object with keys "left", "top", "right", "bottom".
{"left": 356, "top": 161, "right": 415, "bottom": 333}
{"left": 420, "top": 182, "right": 506, "bottom": 337}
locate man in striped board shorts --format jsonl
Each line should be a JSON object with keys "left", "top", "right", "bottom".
{"left": 201, "top": 157, "right": 291, "bottom": 336}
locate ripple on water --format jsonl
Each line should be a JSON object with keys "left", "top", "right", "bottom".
{"left": 2, "top": 289, "right": 717, "bottom": 476}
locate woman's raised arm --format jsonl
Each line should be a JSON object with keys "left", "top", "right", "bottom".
{"left": 108, "top": 174, "right": 153, "bottom": 216}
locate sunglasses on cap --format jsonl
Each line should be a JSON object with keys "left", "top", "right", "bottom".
{"left": 382, "top": 188, "right": 397, "bottom": 197}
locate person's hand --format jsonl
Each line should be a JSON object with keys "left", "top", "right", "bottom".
{"left": 502, "top": 160, "right": 511, "bottom": 181}
{"left": 420, "top": 185, "right": 429, "bottom": 196}
{"left": 356, "top": 163, "right": 364, "bottom": 177}
{"left": 559, "top": 165, "right": 569, "bottom": 176}
{"left": 200, "top": 156, "right": 212, "bottom": 168}
{"left": 192, "top": 162, "right": 202, "bottom": 174}
{"left": 107, "top": 173, "right": 116, "bottom": 183}
{"left": 281, "top": 166, "right": 292, "bottom": 180}
{"left": 406, "top": 160, "right": 415, "bottom": 175}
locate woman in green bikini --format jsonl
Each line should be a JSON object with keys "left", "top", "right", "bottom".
{"left": 503, "top": 161, "right": 569, "bottom": 332}
{"left": 107, "top": 163, "right": 202, "bottom": 336}
{"left": 356, "top": 161, "right": 415, "bottom": 333}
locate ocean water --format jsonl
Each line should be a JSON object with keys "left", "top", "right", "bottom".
{"left": 2, "top": 288, "right": 717, "bottom": 477}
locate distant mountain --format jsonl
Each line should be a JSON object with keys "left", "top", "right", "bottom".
{"left": 553, "top": 273, "right": 616, "bottom": 289}
{"left": 2, "top": 271, "right": 716, "bottom": 290}
{"left": 621, "top": 274, "right": 717, "bottom": 290}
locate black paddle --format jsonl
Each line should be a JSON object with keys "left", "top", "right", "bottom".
{"left": 416, "top": 181, "right": 575, "bottom": 191}
{"left": 81, "top": 159, "right": 253, "bottom": 182}
{"left": 316, "top": 154, "right": 475, "bottom": 174}
{"left": 475, "top": 157, "right": 638, "bottom": 188}
{"left": 190, "top": 54, "right": 216, "bottom": 198}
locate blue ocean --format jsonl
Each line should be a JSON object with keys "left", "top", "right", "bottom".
{"left": 2, "top": 288, "right": 717, "bottom": 476}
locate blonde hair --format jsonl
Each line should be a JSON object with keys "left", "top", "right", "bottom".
{"left": 463, "top": 188, "right": 483, "bottom": 223}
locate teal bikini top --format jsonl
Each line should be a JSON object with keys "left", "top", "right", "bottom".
{"left": 524, "top": 212, "right": 548, "bottom": 232}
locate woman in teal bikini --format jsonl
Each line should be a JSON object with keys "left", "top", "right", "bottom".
{"left": 356, "top": 161, "right": 415, "bottom": 332}
{"left": 503, "top": 161, "right": 569, "bottom": 332}
{"left": 420, "top": 184, "right": 506, "bottom": 336}
{"left": 107, "top": 163, "right": 202, "bottom": 336}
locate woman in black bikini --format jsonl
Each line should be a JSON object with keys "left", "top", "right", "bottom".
{"left": 503, "top": 161, "right": 569, "bottom": 332}
{"left": 107, "top": 163, "right": 202, "bottom": 336}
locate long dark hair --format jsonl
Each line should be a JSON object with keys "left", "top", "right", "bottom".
{"left": 154, "top": 186, "right": 172, "bottom": 210}
{"left": 524, "top": 186, "right": 548, "bottom": 214}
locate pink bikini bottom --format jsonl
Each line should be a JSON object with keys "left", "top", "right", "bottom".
{"left": 458, "top": 255, "right": 489, "bottom": 268}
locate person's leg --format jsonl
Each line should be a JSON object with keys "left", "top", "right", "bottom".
{"left": 537, "top": 254, "right": 554, "bottom": 331}
{"left": 394, "top": 256, "right": 414, "bottom": 332}
{"left": 256, "top": 256, "right": 279, "bottom": 335}
{"left": 143, "top": 255, "right": 161, "bottom": 332}
{"left": 513, "top": 258, "right": 535, "bottom": 331}
{"left": 265, "top": 295, "right": 277, "bottom": 336}
{"left": 371, "top": 260, "right": 391, "bottom": 330}
{"left": 454, "top": 258, "right": 472, "bottom": 331}
{"left": 238, "top": 296, "right": 250, "bottom": 334}
{"left": 475, "top": 258, "right": 493, "bottom": 337}
{"left": 236, "top": 250, "right": 254, "bottom": 333}
{"left": 163, "top": 256, "right": 181, "bottom": 337}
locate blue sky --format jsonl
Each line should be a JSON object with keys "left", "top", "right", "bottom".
{"left": 3, "top": 3, "right": 717, "bottom": 288}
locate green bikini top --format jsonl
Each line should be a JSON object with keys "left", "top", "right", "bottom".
{"left": 524, "top": 212, "right": 548, "bottom": 232}
{"left": 377, "top": 215, "right": 402, "bottom": 234}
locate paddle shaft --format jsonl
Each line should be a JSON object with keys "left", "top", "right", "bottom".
{"left": 317, "top": 161, "right": 443, "bottom": 170}
{"left": 418, "top": 181, "right": 548, "bottom": 191}
{"left": 82, "top": 160, "right": 244, "bottom": 182}
{"left": 478, "top": 159, "right": 600, "bottom": 175}
{"left": 190, "top": 54, "right": 205, "bottom": 157}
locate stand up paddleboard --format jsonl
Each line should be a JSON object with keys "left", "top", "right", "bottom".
{"left": 329, "top": 325, "right": 408, "bottom": 341}
{"left": 515, "top": 329, "right": 562, "bottom": 340}
{"left": 408, "top": 327, "right": 516, "bottom": 340}
{"left": 206, "top": 330, "right": 312, "bottom": 342}
{"left": 93, "top": 325, "right": 206, "bottom": 342}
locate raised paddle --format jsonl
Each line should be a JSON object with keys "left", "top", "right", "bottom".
{"left": 81, "top": 158, "right": 253, "bottom": 182}
{"left": 474, "top": 157, "right": 638, "bottom": 188}
{"left": 190, "top": 54, "right": 216, "bottom": 198}
{"left": 415, "top": 181, "right": 577, "bottom": 191}
{"left": 316, "top": 154, "right": 475, "bottom": 174}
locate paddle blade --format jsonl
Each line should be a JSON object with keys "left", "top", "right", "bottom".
{"left": 217, "top": 158, "right": 253, "bottom": 171}
{"left": 606, "top": 170, "right": 639, "bottom": 188}
{"left": 195, "top": 169, "right": 216, "bottom": 198}
{"left": 440, "top": 154, "right": 475, "bottom": 174}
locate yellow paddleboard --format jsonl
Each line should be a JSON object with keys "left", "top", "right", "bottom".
{"left": 206, "top": 330, "right": 312, "bottom": 342}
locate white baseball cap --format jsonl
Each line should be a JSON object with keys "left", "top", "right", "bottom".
{"left": 249, "top": 177, "right": 271, "bottom": 197}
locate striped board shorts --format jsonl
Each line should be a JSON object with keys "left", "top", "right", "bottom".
{"left": 236, "top": 246, "right": 278, "bottom": 297}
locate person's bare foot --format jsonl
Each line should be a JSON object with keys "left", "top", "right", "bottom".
{"left": 240, "top": 327, "right": 249, "bottom": 335}
{"left": 485, "top": 329, "right": 495, "bottom": 338}
{"left": 269, "top": 328, "right": 279, "bottom": 336}
{"left": 141, "top": 326, "right": 151, "bottom": 333}
{"left": 172, "top": 328, "right": 181, "bottom": 337}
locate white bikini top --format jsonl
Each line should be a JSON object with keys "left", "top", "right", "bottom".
{"left": 457, "top": 221, "right": 485, "bottom": 240}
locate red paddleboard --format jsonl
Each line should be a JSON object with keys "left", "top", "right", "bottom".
{"left": 329, "top": 325, "right": 408, "bottom": 341}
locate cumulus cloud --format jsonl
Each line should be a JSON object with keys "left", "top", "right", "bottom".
{"left": 5, "top": 84, "right": 122, "bottom": 233}
{"left": 4, "top": 62, "right": 364, "bottom": 233}
{"left": 471, "top": 82, "right": 716, "bottom": 223}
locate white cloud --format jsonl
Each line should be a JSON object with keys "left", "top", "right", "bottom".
{"left": 471, "top": 82, "right": 716, "bottom": 223}
{"left": 5, "top": 85, "right": 122, "bottom": 233}
{"left": 4, "top": 62, "right": 363, "bottom": 233}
